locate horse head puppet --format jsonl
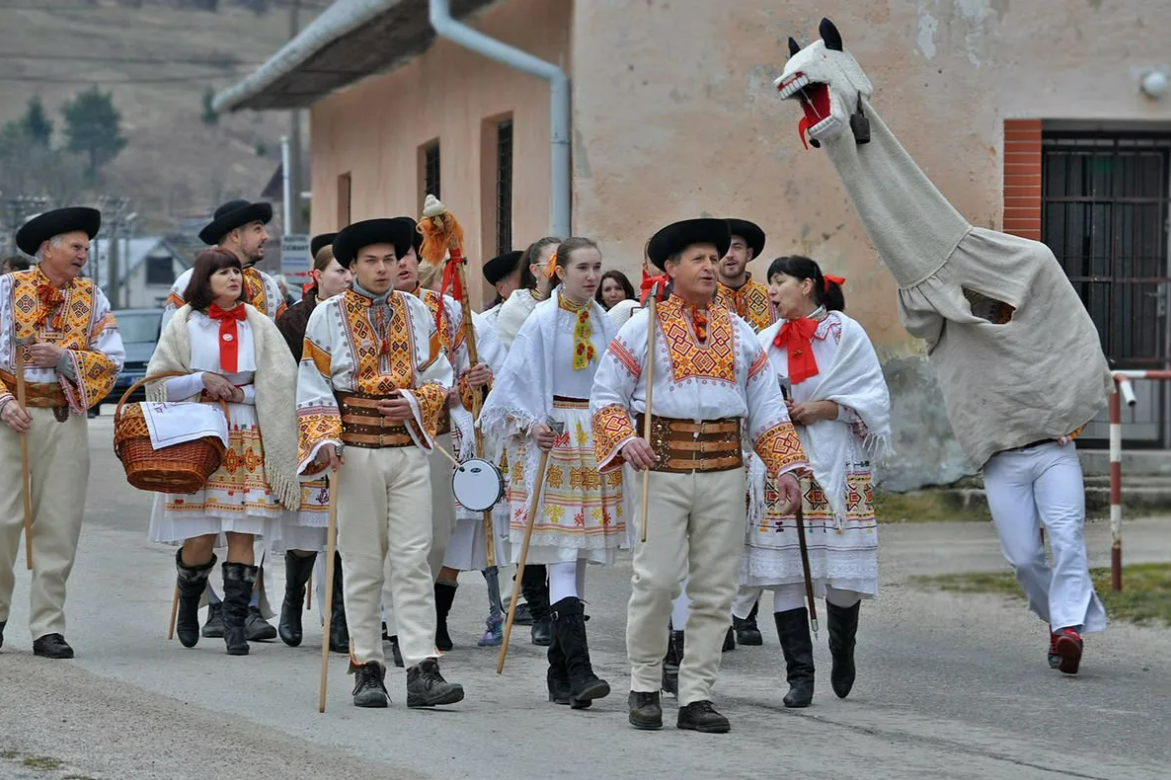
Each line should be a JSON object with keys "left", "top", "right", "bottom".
{"left": 776, "top": 18, "right": 872, "bottom": 149}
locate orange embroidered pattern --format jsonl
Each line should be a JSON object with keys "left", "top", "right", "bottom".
{"left": 410, "top": 383, "right": 449, "bottom": 441}
{"left": 753, "top": 422, "right": 806, "bottom": 475}
{"left": 658, "top": 298, "right": 736, "bottom": 385}
{"left": 714, "top": 278, "right": 776, "bottom": 332}
{"left": 340, "top": 291, "right": 416, "bottom": 395}
{"left": 592, "top": 403, "right": 636, "bottom": 471}
{"left": 418, "top": 288, "right": 465, "bottom": 359}
{"left": 297, "top": 407, "right": 342, "bottom": 466}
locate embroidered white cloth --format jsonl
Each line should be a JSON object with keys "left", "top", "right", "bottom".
{"left": 141, "top": 401, "right": 230, "bottom": 450}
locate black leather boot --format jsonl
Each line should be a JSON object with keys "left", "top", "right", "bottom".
{"left": 0, "top": 620, "right": 6, "bottom": 650}
{"left": 677, "top": 700, "right": 730, "bottom": 733}
{"left": 661, "top": 627, "right": 684, "bottom": 697}
{"left": 352, "top": 660, "right": 390, "bottom": 708}
{"left": 628, "top": 690, "right": 662, "bottom": 730}
{"left": 827, "top": 600, "right": 860, "bottom": 699}
{"left": 522, "top": 565, "right": 552, "bottom": 646}
{"left": 551, "top": 597, "right": 609, "bottom": 709}
{"left": 775, "top": 608, "right": 814, "bottom": 708}
{"left": 329, "top": 551, "right": 349, "bottom": 654}
{"left": 279, "top": 551, "right": 317, "bottom": 647}
{"left": 722, "top": 625, "right": 735, "bottom": 652}
{"left": 202, "top": 601, "right": 224, "bottom": 638}
{"left": 175, "top": 549, "right": 216, "bottom": 649}
{"left": 734, "top": 600, "right": 763, "bottom": 645}
{"left": 546, "top": 620, "right": 574, "bottom": 706}
{"left": 221, "top": 562, "right": 256, "bottom": 656}
{"left": 434, "top": 580, "right": 457, "bottom": 651}
{"left": 406, "top": 658, "right": 464, "bottom": 708}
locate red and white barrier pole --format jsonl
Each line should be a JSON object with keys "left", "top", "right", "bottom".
{"left": 1109, "top": 383, "right": 1123, "bottom": 592}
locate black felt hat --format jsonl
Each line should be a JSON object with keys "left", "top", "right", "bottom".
{"left": 311, "top": 232, "right": 337, "bottom": 260}
{"left": 332, "top": 218, "right": 415, "bottom": 267}
{"left": 646, "top": 218, "right": 732, "bottom": 269}
{"left": 198, "top": 199, "right": 274, "bottom": 245}
{"left": 16, "top": 207, "right": 101, "bottom": 257}
{"left": 483, "top": 250, "right": 523, "bottom": 285}
{"left": 725, "top": 218, "right": 766, "bottom": 260}
{"left": 400, "top": 216, "right": 423, "bottom": 255}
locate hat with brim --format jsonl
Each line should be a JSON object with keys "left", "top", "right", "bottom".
{"left": 483, "top": 250, "right": 523, "bottom": 285}
{"left": 646, "top": 218, "right": 732, "bottom": 270}
{"left": 16, "top": 207, "right": 101, "bottom": 257}
{"left": 198, "top": 199, "right": 273, "bottom": 245}
{"left": 332, "top": 218, "right": 415, "bottom": 268}
{"left": 311, "top": 232, "right": 337, "bottom": 260}
{"left": 725, "top": 218, "right": 766, "bottom": 260}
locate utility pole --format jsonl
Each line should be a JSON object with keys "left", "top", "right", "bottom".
{"left": 287, "top": 0, "right": 303, "bottom": 235}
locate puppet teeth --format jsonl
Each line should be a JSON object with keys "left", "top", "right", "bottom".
{"left": 778, "top": 74, "right": 810, "bottom": 100}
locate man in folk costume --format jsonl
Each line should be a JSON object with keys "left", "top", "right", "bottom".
{"left": 777, "top": 19, "right": 1110, "bottom": 674}
{"left": 297, "top": 218, "right": 464, "bottom": 708}
{"left": 0, "top": 208, "right": 124, "bottom": 658}
{"left": 481, "top": 250, "right": 524, "bottom": 328}
{"left": 591, "top": 218, "right": 807, "bottom": 733}
{"left": 164, "top": 198, "right": 285, "bottom": 642}
{"left": 713, "top": 218, "right": 777, "bottom": 334}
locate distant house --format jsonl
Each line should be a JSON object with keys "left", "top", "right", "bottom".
{"left": 90, "top": 237, "right": 189, "bottom": 309}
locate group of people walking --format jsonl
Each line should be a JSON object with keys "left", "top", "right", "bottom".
{"left": 0, "top": 193, "right": 1110, "bottom": 734}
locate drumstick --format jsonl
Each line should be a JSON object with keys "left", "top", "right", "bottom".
{"left": 795, "top": 503, "right": 818, "bottom": 638}
{"left": 639, "top": 284, "right": 659, "bottom": 544}
{"left": 319, "top": 470, "right": 340, "bottom": 713}
{"left": 15, "top": 342, "right": 33, "bottom": 569}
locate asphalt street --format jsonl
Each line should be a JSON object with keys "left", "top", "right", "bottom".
{"left": 1, "top": 415, "right": 1168, "bottom": 780}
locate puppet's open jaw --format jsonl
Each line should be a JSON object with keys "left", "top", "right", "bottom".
{"left": 776, "top": 71, "right": 844, "bottom": 147}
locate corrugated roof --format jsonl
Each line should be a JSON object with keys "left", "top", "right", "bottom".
{"left": 213, "top": 0, "right": 494, "bottom": 113}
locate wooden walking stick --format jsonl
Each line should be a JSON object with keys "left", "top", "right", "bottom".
{"left": 417, "top": 194, "right": 495, "bottom": 568}
{"left": 497, "top": 420, "right": 562, "bottom": 675}
{"left": 639, "top": 283, "right": 660, "bottom": 544}
{"left": 319, "top": 471, "right": 340, "bottom": 713}
{"left": 14, "top": 339, "right": 33, "bottom": 569}
{"left": 795, "top": 502, "right": 819, "bottom": 638}
{"left": 167, "top": 585, "right": 179, "bottom": 640}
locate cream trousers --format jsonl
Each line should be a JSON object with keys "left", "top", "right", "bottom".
{"left": 338, "top": 445, "right": 437, "bottom": 670}
{"left": 627, "top": 467, "right": 746, "bottom": 706}
{"left": 0, "top": 409, "right": 89, "bottom": 640}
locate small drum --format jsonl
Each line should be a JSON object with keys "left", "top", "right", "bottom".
{"left": 451, "top": 457, "right": 505, "bottom": 512}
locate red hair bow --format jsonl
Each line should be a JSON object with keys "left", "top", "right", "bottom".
{"left": 823, "top": 274, "right": 846, "bottom": 292}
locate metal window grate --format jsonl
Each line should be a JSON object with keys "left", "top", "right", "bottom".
{"left": 496, "top": 121, "right": 513, "bottom": 256}
{"left": 1042, "top": 132, "right": 1171, "bottom": 447}
{"left": 424, "top": 144, "right": 441, "bottom": 201}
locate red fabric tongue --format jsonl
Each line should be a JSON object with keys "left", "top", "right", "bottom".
{"left": 798, "top": 116, "right": 813, "bottom": 150}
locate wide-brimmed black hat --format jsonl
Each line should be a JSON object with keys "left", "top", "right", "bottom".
{"left": 332, "top": 218, "right": 415, "bottom": 267}
{"left": 198, "top": 199, "right": 273, "bottom": 245}
{"left": 483, "top": 250, "right": 523, "bottom": 285}
{"left": 16, "top": 207, "right": 101, "bottom": 256}
{"left": 725, "top": 218, "right": 766, "bottom": 260}
{"left": 399, "top": 216, "right": 423, "bottom": 255}
{"left": 646, "top": 218, "right": 732, "bottom": 269}
{"left": 311, "top": 232, "right": 337, "bottom": 260}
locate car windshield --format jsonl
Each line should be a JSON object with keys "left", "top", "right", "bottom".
{"left": 116, "top": 312, "right": 161, "bottom": 343}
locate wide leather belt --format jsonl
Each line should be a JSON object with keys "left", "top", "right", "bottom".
{"left": 635, "top": 413, "right": 743, "bottom": 474}
{"left": 0, "top": 371, "right": 67, "bottom": 409}
{"left": 336, "top": 391, "right": 414, "bottom": 449}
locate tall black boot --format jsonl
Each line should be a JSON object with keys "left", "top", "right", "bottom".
{"left": 734, "top": 600, "right": 763, "bottom": 646}
{"left": 661, "top": 626, "right": 684, "bottom": 698}
{"left": 279, "top": 551, "right": 317, "bottom": 647}
{"left": 434, "top": 580, "right": 458, "bottom": 651}
{"left": 175, "top": 550, "right": 216, "bottom": 648}
{"left": 551, "top": 597, "right": 609, "bottom": 709}
{"left": 329, "top": 551, "right": 349, "bottom": 654}
{"left": 546, "top": 622, "right": 573, "bottom": 706}
{"left": 222, "top": 562, "right": 257, "bottom": 656}
{"left": 774, "top": 608, "right": 814, "bottom": 708}
{"left": 827, "top": 601, "right": 860, "bottom": 699}
{"left": 522, "top": 565, "right": 551, "bottom": 646}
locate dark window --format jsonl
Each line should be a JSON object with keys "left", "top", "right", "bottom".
{"left": 424, "top": 143, "right": 441, "bottom": 201}
{"left": 338, "top": 172, "right": 352, "bottom": 227}
{"left": 496, "top": 120, "right": 513, "bottom": 256}
{"left": 145, "top": 255, "right": 175, "bottom": 286}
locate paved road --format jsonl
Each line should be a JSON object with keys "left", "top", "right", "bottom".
{"left": 1, "top": 417, "right": 1168, "bottom": 780}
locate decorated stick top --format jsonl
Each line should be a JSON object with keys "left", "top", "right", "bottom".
{"left": 417, "top": 194, "right": 465, "bottom": 268}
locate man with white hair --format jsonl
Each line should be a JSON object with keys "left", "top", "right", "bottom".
{"left": 0, "top": 207, "right": 124, "bottom": 658}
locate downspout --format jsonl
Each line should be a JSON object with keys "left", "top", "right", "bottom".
{"left": 429, "top": 0, "right": 571, "bottom": 238}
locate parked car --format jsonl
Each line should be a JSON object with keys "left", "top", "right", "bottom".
{"left": 102, "top": 308, "right": 163, "bottom": 409}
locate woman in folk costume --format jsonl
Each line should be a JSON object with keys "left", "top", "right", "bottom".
{"left": 146, "top": 248, "right": 300, "bottom": 656}
{"left": 737, "top": 255, "right": 891, "bottom": 707}
{"left": 481, "top": 237, "right": 626, "bottom": 709}
{"left": 274, "top": 234, "right": 353, "bottom": 652}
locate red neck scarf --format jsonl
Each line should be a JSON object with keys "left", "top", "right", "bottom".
{"left": 208, "top": 303, "right": 246, "bottom": 373}
{"left": 774, "top": 317, "right": 819, "bottom": 384}
{"left": 689, "top": 306, "right": 709, "bottom": 341}
{"left": 36, "top": 284, "right": 66, "bottom": 330}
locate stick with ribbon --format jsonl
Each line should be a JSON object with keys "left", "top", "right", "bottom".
{"left": 417, "top": 194, "right": 495, "bottom": 568}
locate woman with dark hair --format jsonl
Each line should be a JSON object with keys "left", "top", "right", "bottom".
{"left": 481, "top": 236, "right": 625, "bottom": 710}
{"left": 495, "top": 236, "right": 560, "bottom": 351}
{"left": 146, "top": 248, "right": 300, "bottom": 656}
{"left": 596, "top": 269, "right": 636, "bottom": 310}
{"left": 737, "top": 254, "right": 890, "bottom": 708}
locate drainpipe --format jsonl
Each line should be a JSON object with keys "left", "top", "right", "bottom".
{"left": 429, "top": 0, "right": 571, "bottom": 239}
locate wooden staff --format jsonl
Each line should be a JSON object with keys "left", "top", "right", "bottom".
{"left": 497, "top": 421, "right": 561, "bottom": 674}
{"left": 167, "top": 585, "right": 179, "bottom": 640}
{"left": 15, "top": 341, "right": 33, "bottom": 569}
{"left": 795, "top": 503, "right": 818, "bottom": 638}
{"left": 639, "top": 283, "right": 659, "bottom": 544}
{"left": 319, "top": 472, "right": 339, "bottom": 713}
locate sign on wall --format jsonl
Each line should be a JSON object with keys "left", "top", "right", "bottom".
{"left": 281, "top": 234, "right": 311, "bottom": 286}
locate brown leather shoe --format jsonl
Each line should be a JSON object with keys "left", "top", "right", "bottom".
{"left": 628, "top": 690, "right": 662, "bottom": 730}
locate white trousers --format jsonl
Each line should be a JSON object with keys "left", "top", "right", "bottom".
{"left": 983, "top": 442, "right": 1106, "bottom": 633}
{"left": 0, "top": 409, "right": 88, "bottom": 640}
{"left": 337, "top": 445, "right": 437, "bottom": 670}
{"left": 627, "top": 468, "right": 745, "bottom": 706}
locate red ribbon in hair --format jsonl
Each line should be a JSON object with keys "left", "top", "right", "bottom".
{"left": 208, "top": 303, "right": 246, "bottom": 373}
{"left": 774, "top": 317, "right": 820, "bottom": 385}
{"left": 823, "top": 274, "right": 846, "bottom": 292}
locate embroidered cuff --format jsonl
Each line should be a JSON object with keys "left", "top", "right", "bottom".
{"left": 592, "top": 404, "right": 638, "bottom": 473}
{"left": 298, "top": 407, "right": 342, "bottom": 472}
{"left": 753, "top": 422, "right": 807, "bottom": 477}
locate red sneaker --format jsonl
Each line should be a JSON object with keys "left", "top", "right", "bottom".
{"left": 1053, "top": 628, "right": 1083, "bottom": 675}
{"left": 1047, "top": 627, "right": 1061, "bottom": 670}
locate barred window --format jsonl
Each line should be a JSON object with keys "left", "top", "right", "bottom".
{"left": 495, "top": 121, "right": 513, "bottom": 256}
{"left": 424, "top": 143, "right": 441, "bottom": 201}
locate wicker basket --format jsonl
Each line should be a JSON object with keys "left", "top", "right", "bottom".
{"left": 113, "top": 372, "right": 229, "bottom": 494}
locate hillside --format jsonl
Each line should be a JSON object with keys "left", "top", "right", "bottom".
{"left": 0, "top": 0, "right": 322, "bottom": 237}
